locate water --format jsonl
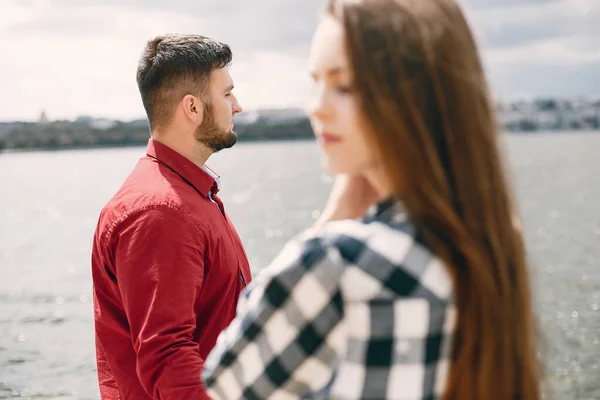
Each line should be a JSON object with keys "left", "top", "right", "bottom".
{"left": 0, "top": 133, "right": 599, "bottom": 399}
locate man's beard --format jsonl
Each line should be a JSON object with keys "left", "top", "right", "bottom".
{"left": 194, "top": 102, "right": 237, "bottom": 153}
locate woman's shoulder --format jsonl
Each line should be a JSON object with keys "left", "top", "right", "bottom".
{"left": 259, "top": 216, "right": 453, "bottom": 304}
{"left": 317, "top": 218, "right": 454, "bottom": 304}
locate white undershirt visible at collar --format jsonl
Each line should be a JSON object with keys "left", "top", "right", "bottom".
{"left": 201, "top": 165, "right": 221, "bottom": 192}
{"left": 202, "top": 165, "right": 221, "bottom": 210}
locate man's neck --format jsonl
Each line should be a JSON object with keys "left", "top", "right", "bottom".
{"left": 151, "top": 131, "right": 212, "bottom": 168}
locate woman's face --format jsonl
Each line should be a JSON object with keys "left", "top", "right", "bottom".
{"left": 308, "top": 15, "right": 380, "bottom": 176}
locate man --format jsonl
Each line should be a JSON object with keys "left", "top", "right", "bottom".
{"left": 91, "top": 34, "right": 251, "bottom": 399}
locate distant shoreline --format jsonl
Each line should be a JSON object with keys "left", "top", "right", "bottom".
{"left": 0, "top": 117, "right": 315, "bottom": 152}
{"left": 0, "top": 135, "right": 316, "bottom": 154}
{"left": 1, "top": 129, "right": 597, "bottom": 155}
{"left": 2, "top": 100, "right": 599, "bottom": 152}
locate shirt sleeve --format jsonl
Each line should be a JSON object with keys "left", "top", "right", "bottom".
{"left": 113, "top": 205, "right": 210, "bottom": 400}
{"left": 202, "top": 234, "right": 345, "bottom": 399}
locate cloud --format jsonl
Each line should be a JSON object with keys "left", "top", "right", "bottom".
{"left": 466, "top": 0, "right": 599, "bottom": 49}
{"left": 464, "top": 0, "right": 600, "bottom": 99}
{"left": 231, "top": 51, "right": 312, "bottom": 111}
{"left": 44, "top": 0, "right": 323, "bottom": 54}
{"left": 0, "top": 0, "right": 598, "bottom": 120}
{"left": 489, "top": 58, "right": 600, "bottom": 100}
{"left": 0, "top": 2, "right": 318, "bottom": 120}
{"left": 462, "top": 0, "right": 558, "bottom": 11}
{"left": 7, "top": 11, "right": 116, "bottom": 37}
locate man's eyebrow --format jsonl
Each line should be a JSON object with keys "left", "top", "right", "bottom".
{"left": 225, "top": 84, "right": 234, "bottom": 92}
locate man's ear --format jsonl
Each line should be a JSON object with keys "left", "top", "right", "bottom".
{"left": 181, "top": 94, "right": 204, "bottom": 124}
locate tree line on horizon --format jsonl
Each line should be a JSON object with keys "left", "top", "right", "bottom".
{"left": 0, "top": 117, "right": 314, "bottom": 151}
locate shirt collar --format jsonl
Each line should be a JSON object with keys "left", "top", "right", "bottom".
{"left": 202, "top": 164, "right": 221, "bottom": 193}
{"left": 146, "top": 139, "right": 219, "bottom": 198}
{"left": 363, "top": 197, "right": 407, "bottom": 225}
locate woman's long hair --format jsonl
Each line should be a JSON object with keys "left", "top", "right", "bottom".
{"left": 326, "top": 0, "right": 540, "bottom": 398}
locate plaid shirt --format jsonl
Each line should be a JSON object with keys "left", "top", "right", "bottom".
{"left": 202, "top": 199, "right": 456, "bottom": 399}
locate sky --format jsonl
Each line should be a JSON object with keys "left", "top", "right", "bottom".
{"left": 0, "top": 0, "right": 598, "bottom": 121}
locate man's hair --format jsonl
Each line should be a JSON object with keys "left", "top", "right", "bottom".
{"left": 136, "top": 34, "right": 232, "bottom": 129}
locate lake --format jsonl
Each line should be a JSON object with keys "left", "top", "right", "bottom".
{"left": 1, "top": 132, "right": 599, "bottom": 399}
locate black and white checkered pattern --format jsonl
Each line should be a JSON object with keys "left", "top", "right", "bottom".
{"left": 202, "top": 199, "right": 456, "bottom": 399}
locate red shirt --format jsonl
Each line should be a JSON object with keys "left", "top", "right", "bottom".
{"left": 91, "top": 139, "right": 251, "bottom": 399}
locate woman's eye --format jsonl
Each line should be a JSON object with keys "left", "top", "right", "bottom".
{"left": 336, "top": 85, "right": 354, "bottom": 94}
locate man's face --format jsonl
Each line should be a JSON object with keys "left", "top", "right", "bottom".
{"left": 194, "top": 67, "right": 242, "bottom": 152}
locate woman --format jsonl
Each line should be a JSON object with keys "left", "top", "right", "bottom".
{"left": 202, "top": 0, "right": 540, "bottom": 398}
